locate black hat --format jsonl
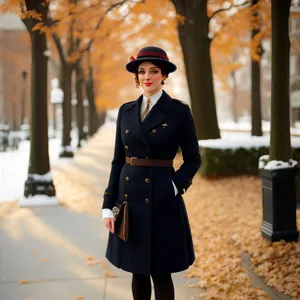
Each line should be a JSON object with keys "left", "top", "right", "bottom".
{"left": 126, "top": 46, "right": 177, "bottom": 74}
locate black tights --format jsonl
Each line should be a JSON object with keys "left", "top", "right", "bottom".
{"left": 131, "top": 273, "right": 174, "bottom": 300}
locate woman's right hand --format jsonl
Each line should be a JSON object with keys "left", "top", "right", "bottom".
{"left": 104, "top": 218, "right": 115, "bottom": 234}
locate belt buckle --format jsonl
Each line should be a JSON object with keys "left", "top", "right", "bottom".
{"left": 130, "top": 157, "right": 137, "bottom": 166}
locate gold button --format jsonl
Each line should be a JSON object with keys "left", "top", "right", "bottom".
{"left": 125, "top": 130, "right": 129, "bottom": 134}
{"left": 145, "top": 178, "right": 150, "bottom": 183}
{"left": 125, "top": 145, "right": 129, "bottom": 150}
{"left": 124, "top": 194, "right": 128, "bottom": 198}
{"left": 145, "top": 198, "right": 150, "bottom": 204}
{"left": 125, "top": 176, "right": 129, "bottom": 181}
{"left": 152, "top": 129, "right": 156, "bottom": 133}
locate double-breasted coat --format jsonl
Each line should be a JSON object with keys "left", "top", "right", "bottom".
{"left": 102, "top": 90, "right": 201, "bottom": 275}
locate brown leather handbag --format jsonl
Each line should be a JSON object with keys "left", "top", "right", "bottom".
{"left": 112, "top": 201, "right": 129, "bottom": 242}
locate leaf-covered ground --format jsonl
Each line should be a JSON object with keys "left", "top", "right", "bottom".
{"left": 181, "top": 157, "right": 300, "bottom": 299}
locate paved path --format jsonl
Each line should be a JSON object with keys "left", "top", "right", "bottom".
{"left": 0, "top": 123, "right": 200, "bottom": 300}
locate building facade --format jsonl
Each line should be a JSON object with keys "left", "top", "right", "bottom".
{"left": 0, "top": 10, "right": 31, "bottom": 130}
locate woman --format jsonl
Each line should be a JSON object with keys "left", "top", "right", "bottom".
{"left": 102, "top": 46, "right": 201, "bottom": 300}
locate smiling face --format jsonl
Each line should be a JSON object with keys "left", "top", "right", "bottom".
{"left": 137, "top": 61, "right": 166, "bottom": 97}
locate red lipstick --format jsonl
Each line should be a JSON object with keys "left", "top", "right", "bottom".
{"left": 145, "top": 83, "right": 152, "bottom": 87}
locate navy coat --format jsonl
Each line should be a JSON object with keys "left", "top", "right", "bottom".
{"left": 102, "top": 90, "right": 201, "bottom": 275}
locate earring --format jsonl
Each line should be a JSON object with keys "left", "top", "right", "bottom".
{"left": 161, "top": 80, "right": 165, "bottom": 85}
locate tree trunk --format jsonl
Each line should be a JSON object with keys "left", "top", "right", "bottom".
{"left": 20, "top": 82, "right": 25, "bottom": 126}
{"left": 28, "top": 30, "right": 50, "bottom": 174}
{"left": 251, "top": 58, "right": 262, "bottom": 136}
{"left": 98, "top": 110, "right": 106, "bottom": 127}
{"left": 21, "top": 6, "right": 56, "bottom": 201}
{"left": 75, "top": 64, "right": 85, "bottom": 147}
{"left": 251, "top": 0, "right": 263, "bottom": 136}
{"left": 59, "top": 62, "right": 74, "bottom": 157}
{"left": 52, "top": 104, "right": 57, "bottom": 133}
{"left": 171, "top": 0, "right": 220, "bottom": 140}
{"left": 269, "top": 0, "right": 291, "bottom": 161}
{"left": 230, "top": 70, "right": 238, "bottom": 123}
{"left": 86, "top": 62, "right": 99, "bottom": 137}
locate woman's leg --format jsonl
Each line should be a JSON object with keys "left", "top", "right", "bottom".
{"left": 131, "top": 273, "right": 152, "bottom": 300}
{"left": 151, "top": 273, "right": 174, "bottom": 300}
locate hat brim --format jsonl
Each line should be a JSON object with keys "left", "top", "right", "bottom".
{"left": 126, "top": 57, "right": 177, "bottom": 73}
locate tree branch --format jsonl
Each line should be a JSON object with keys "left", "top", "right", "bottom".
{"left": 20, "top": 2, "right": 32, "bottom": 32}
{"left": 77, "top": 0, "right": 130, "bottom": 59}
{"left": 209, "top": 0, "right": 250, "bottom": 22}
{"left": 52, "top": 32, "right": 66, "bottom": 64}
{"left": 69, "top": 16, "right": 76, "bottom": 55}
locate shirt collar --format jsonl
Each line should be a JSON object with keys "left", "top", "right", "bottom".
{"left": 143, "top": 90, "right": 163, "bottom": 106}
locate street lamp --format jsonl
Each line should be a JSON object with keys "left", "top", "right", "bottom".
{"left": 20, "top": 70, "right": 27, "bottom": 127}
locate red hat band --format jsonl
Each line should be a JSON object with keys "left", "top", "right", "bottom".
{"left": 137, "top": 51, "right": 169, "bottom": 61}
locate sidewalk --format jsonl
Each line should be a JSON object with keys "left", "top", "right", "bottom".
{"left": 0, "top": 123, "right": 200, "bottom": 300}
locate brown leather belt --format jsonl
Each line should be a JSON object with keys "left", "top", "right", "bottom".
{"left": 126, "top": 156, "right": 173, "bottom": 167}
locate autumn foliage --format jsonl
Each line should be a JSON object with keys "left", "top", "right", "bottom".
{"left": 0, "top": 0, "right": 273, "bottom": 108}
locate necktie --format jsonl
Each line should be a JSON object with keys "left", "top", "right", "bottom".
{"left": 141, "top": 97, "right": 151, "bottom": 121}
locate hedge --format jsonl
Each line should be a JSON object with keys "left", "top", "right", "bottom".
{"left": 199, "top": 146, "right": 300, "bottom": 178}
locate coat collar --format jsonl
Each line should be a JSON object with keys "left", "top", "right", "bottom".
{"left": 142, "top": 90, "right": 172, "bottom": 132}
{"left": 123, "top": 90, "right": 172, "bottom": 146}
{"left": 124, "top": 94, "right": 148, "bottom": 146}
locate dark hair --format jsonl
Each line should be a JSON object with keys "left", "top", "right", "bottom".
{"left": 134, "top": 61, "right": 169, "bottom": 88}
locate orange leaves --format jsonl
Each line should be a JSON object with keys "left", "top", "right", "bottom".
{"left": 19, "top": 279, "right": 54, "bottom": 285}
{"left": 183, "top": 172, "right": 275, "bottom": 299}
{"left": 32, "top": 22, "right": 44, "bottom": 32}
{"left": 0, "top": 4, "right": 10, "bottom": 13}
{"left": 85, "top": 255, "right": 95, "bottom": 261}
{"left": 183, "top": 168, "right": 300, "bottom": 299}
{"left": 250, "top": 26, "right": 271, "bottom": 62}
{"left": 20, "top": 10, "right": 43, "bottom": 21}
{"left": 175, "top": 13, "right": 186, "bottom": 25}
{"left": 209, "top": 0, "right": 271, "bottom": 90}
{"left": 19, "top": 280, "right": 31, "bottom": 284}
{"left": 0, "top": 1, "right": 23, "bottom": 14}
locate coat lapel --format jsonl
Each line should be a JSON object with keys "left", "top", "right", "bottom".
{"left": 124, "top": 95, "right": 150, "bottom": 146}
{"left": 142, "top": 90, "right": 172, "bottom": 133}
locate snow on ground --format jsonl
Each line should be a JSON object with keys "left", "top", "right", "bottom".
{"left": 0, "top": 121, "right": 118, "bottom": 204}
{"left": 0, "top": 133, "right": 78, "bottom": 203}
{"left": 200, "top": 135, "right": 300, "bottom": 149}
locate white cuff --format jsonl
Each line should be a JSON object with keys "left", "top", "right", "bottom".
{"left": 172, "top": 181, "right": 178, "bottom": 196}
{"left": 102, "top": 208, "right": 114, "bottom": 219}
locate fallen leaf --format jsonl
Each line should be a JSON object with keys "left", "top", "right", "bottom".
{"left": 19, "top": 280, "right": 30, "bottom": 284}
{"left": 106, "top": 270, "right": 117, "bottom": 278}
{"left": 85, "top": 255, "right": 95, "bottom": 261}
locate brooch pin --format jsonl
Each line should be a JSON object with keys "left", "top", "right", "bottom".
{"left": 162, "top": 123, "right": 168, "bottom": 128}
